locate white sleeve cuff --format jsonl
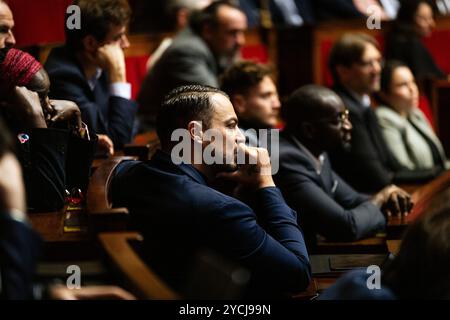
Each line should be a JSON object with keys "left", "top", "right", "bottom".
{"left": 110, "top": 82, "right": 132, "bottom": 99}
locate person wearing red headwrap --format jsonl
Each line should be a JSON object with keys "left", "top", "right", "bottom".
{"left": 0, "top": 47, "right": 97, "bottom": 212}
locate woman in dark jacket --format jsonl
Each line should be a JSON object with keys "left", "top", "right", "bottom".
{"left": 385, "top": 0, "right": 447, "bottom": 84}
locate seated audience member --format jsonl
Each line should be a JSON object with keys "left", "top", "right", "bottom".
{"left": 0, "top": 0, "right": 15, "bottom": 49}
{"left": 0, "top": 48, "right": 96, "bottom": 211}
{"left": 274, "top": 85, "right": 411, "bottom": 247}
{"left": 385, "top": 0, "right": 447, "bottom": 85}
{"left": 320, "top": 203, "right": 450, "bottom": 299}
{"left": 0, "top": 118, "right": 39, "bottom": 299}
{"left": 220, "top": 61, "right": 281, "bottom": 147}
{"left": 328, "top": 33, "right": 401, "bottom": 193}
{"left": 112, "top": 85, "right": 311, "bottom": 298}
{"left": 0, "top": 118, "right": 133, "bottom": 300}
{"left": 375, "top": 60, "right": 449, "bottom": 180}
{"left": 137, "top": 1, "right": 247, "bottom": 127}
{"left": 45, "top": 0, "right": 137, "bottom": 150}
{"left": 147, "top": 0, "right": 213, "bottom": 71}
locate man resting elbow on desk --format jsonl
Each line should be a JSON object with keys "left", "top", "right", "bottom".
{"left": 274, "top": 85, "right": 413, "bottom": 248}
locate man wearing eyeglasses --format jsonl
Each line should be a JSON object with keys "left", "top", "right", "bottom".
{"left": 327, "top": 32, "right": 402, "bottom": 193}
{"left": 274, "top": 85, "right": 412, "bottom": 249}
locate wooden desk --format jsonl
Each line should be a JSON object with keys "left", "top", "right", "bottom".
{"left": 313, "top": 235, "right": 387, "bottom": 254}
{"left": 387, "top": 170, "right": 450, "bottom": 238}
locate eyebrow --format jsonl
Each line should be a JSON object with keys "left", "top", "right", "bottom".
{"left": 225, "top": 117, "right": 238, "bottom": 124}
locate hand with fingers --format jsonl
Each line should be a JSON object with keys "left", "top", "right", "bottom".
{"left": 96, "top": 43, "right": 126, "bottom": 83}
{"left": 371, "top": 184, "right": 413, "bottom": 218}
{"left": 97, "top": 134, "right": 114, "bottom": 157}
{"left": 46, "top": 99, "right": 82, "bottom": 128}
{"left": 216, "top": 144, "right": 275, "bottom": 191}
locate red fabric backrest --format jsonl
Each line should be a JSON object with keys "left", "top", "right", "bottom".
{"left": 423, "top": 30, "right": 450, "bottom": 74}
{"left": 241, "top": 44, "right": 269, "bottom": 64}
{"left": 125, "top": 55, "right": 150, "bottom": 100}
{"left": 8, "top": 0, "right": 72, "bottom": 47}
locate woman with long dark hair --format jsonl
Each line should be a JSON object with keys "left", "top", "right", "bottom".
{"left": 385, "top": 0, "right": 447, "bottom": 83}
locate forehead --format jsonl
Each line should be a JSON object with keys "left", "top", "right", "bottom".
{"left": 417, "top": 2, "right": 433, "bottom": 15}
{"left": 0, "top": 3, "right": 13, "bottom": 24}
{"left": 104, "top": 24, "right": 126, "bottom": 39}
{"left": 361, "top": 43, "right": 381, "bottom": 60}
{"left": 321, "top": 94, "right": 345, "bottom": 114}
{"left": 216, "top": 6, "right": 247, "bottom": 28}
{"left": 210, "top": 93, "right": 237, "bottom": 122}
{"left": 248, "top": 75, "right": 276, "bottom": 95}
{"left": 391, "top": 66, "right": 414, "bottom": 82}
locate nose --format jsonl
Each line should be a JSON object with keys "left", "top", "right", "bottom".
{"left": 120, "top": 34, "right": 130, "bottom": 49}
{"left": 429, "top": 17, "right": 436, "bottom": 29}
{"left": 272, "top": 95, "right": 281, "bottom": 110}
{"left": 236, "top": 31, "right": 245, "bottom": 47}
{"left": 236, "top": 127, "right": 246, "bottom": 144}
{"left": 343, "top": 118, "right": 352, "bottom": 131}
{"left": 6, "top": 30, "right": 15, "bottom": 47}
{"left": 373, "top": 60, "right": 382, "bottom": 75}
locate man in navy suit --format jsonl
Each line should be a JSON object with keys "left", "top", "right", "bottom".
{"left": 112, "top": 85, "right": 311, "bottom": 298}
{"left": 328, "top": 33, "right": 399, "bottom": 193}
{"left": 274, "top": 85, "right": 412, "bottom": 248}
{"left": 45, "top": 0, "right": 137, "bottom": 152}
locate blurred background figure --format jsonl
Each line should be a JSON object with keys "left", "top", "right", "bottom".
{"left": 320, "top": 202, "right": 450, "bottom": 299}
{"left": 385, "top": 0, "right": 448, "bottom": 85}
{"left": 147, "top": 0, "right": 215, "bottom": 71}
{"left": 375, "top": 60, "right": 449, "bottom": 180}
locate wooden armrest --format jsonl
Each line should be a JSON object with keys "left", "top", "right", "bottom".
{"left": 87, "top": 156, "right": 135, "bottom": 231}
{"left": 124, "top": 140, "right": 160, "bottom": 161}
{"left": 291, "top": 280, "right": 319, "bottom": 300}
{"left": 123, "top": 144, "right": 151, "bottom": 161}
{"left": 98, "top": 232, "right": 179, "bottom": 300}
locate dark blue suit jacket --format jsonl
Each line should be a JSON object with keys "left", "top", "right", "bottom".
{"left": 111, "top": 150, "right": 311, "bottom": 297}
{"left": 45, "top": 46, "right": 138, "bottom": 149}
{"left": 274, "top": 132, "right": 386, "bottom": 246}
{"left": 0, "top": 212, "right": 41, "bottom": 300}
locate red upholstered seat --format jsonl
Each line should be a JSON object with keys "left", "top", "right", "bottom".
{"left": 423, "top": 30, "right": 450, "bottom": 74}
{"left": 241, "top": 44, "right": 269, "bottom": 64}
{"left": 8, "top": 0, "right": 73, "bottom": 47}
{"left": 125, "top": 55, "right": 150, "bottom": 100}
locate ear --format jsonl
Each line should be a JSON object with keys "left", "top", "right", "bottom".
{"left": 231, "top": 94, "right": 247, "bottom": 116}
{"left": 82, "top": 35, "right": 99, "bottom": 52}
{"left": 187, "top": 121, "right": 204, "bottom": 143}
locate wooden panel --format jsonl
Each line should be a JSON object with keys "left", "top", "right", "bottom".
{"left": 99, "top": 232, "right": 179, "bottom": 300}
{"left": 86, "top": 156, "right": 136, "bottom": 232}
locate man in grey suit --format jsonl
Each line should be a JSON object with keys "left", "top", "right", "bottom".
{"left": 274, "top": 85, "right": 412, "bottom": 248}
{"left": 138, "top": 1, "right": 247, "bottom": 128}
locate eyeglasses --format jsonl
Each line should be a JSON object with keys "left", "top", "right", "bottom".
{"left": 337, "top": 109, "right": 350, "bottom": 125}
{"left": 315, "top": 109, "right": 350, "bottom": 126}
